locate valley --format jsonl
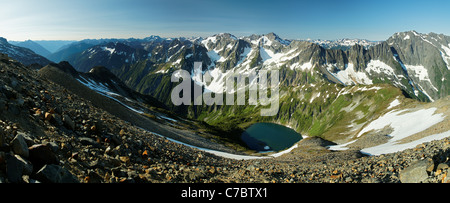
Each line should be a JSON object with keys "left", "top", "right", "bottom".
{"left": 0, "top": 30, "right": 449, "bottom": 183}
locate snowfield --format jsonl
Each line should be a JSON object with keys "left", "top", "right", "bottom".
{"left": 361, "top": 130, "right": 450, "bottom": 156}
{"left": 329, "top": 107, "right": 449, "bottom": 155}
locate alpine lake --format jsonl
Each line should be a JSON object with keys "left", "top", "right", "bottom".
{"left": 241, "top": 122, "right": 303, "bottom": 152}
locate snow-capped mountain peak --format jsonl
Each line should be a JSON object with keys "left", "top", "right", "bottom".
{"left": 306, "top": 38, "right": 379, "bottom": 50}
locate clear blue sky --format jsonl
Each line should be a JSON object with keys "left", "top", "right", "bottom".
{"left": 1, "top": 0, "right": 450, "bottom": 41}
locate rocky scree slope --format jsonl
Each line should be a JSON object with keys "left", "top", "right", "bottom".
{"left": 0, "top": 53, "right": 240, "bottom": 183}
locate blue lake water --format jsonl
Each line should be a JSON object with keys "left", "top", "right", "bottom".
{"left": 241, "top": 123, "right": 303, "bottom": 152}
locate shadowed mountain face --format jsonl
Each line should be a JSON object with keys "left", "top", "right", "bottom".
{"left": 10, "top": 40, "right": 52, "bottom": 57}
{"left": 0, "top": 37, "right": 52, "bottom": 67}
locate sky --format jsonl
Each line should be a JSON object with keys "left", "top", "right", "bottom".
{"left": 1, "top": 0, "right": 450, "bottom": 41}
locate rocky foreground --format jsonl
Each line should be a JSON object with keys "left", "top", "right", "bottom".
{"left": 0, "top": 54, "right": 449, "bottom": 183}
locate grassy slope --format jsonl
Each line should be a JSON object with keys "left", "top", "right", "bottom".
{"left": 194, "top": 82, "right": 405, "bottom": 143}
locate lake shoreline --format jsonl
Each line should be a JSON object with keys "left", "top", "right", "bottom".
{"left": 241, "top": 122, "right": 303, "bottom": 152}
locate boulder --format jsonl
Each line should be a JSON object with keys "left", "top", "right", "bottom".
{"left": 6, "top": 154, "right": 33, "bottom": 183}
{"left": 35, "top": 164, "right": 79, "bottom": 183}
{"left": 11, "top": 133, "right": 29, "bottom": 158}
{"left": 63, "top": 114, "right": 75, "bottom": 130}
{"left": 28, "top": 143, "right": 59, "bottom": 170}
{"left": 400, "top": 159, "right": 434, "bottom": 183}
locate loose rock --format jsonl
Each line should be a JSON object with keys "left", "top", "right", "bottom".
{"left": 400, "top": 159, "right": 434, "bottom": 183}
{"left": 11, "top": 133, "right": 29, "bottom": 158}
{"left": 35, "top": 164, "right": 79, "bottom": 183}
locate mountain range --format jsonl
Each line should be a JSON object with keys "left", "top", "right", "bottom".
{"left": 9, "top": 40, "right": 52, "bottom": 57}
{"left": 1, "top": 31, "right": 449, "bottom": 138}
{"left": 19, "top": 30, "right": 444, "bottom": 142}
{"left": 0, "top": 30, "right": 449, "bottom": 183}
{"left": 47, "top": 31, "right": 448, "bottom": 103}
{"left": 3, "top": 31, "right": 448, "bottom": 132}
{"left": 0, "top": 37, "right": 51, "bottom": 67}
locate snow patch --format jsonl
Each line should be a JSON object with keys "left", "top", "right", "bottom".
{"left": 366, "top": 60, "right": 395, "bottom": 76}
{"left": 291, "top": 60, "right": 313, "bottom": 71}
{"left": 362, "top": 130, "right": 450, "bottom": 156}
{"left": 206, "top": 50, "right": 225, "bottom": 64}
{"left": 328, "top": 140, "right": 357, "bottom": 151}
{"left": 405, "top": 64, "right": 438, "bottom": 92}
{"left": 236, "top": 47, "right": 252, "bottom": 66}
{"left": 387, "top": 99, "right": 400, "bottom": 109}
{"left": 357, "top": 107, "right": 445, "bottom": 155}
{"left": 332, "top": 64, "right": 373, "bottom": 85}
{"left": 101, "top": 47, "right": 115, "bottom": 55}
{"left": 201, "top": 36, "right": 217, "bottom": 50}
{"left": 329, "top": 107, "right": 448, "bottom": 155}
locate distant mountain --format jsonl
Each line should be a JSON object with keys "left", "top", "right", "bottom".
{"left": 66, "top": 42, "right": 151, "bottom": 72}
{"left": 34, "top": 40, "right": 77, "bottom": 53}
{"left": 0, "top": 37, "right": 52, "bottom": 67}
{"left": 49, "top": 31, "right": 449, "bottom": 105}
{"left": 47, "top": 36, "right": 166, "bottom": 63}
{"left": 306, "top": 38, "right": 380, "bottom": 51}
{"left": 11, "top": 40, "right": 52, "bottom": 57}
{"left": 0, "top": 37, "right": 449, "bottom": 184}
{"left": 47, "top": 42, "right": 96, "bottom": 63}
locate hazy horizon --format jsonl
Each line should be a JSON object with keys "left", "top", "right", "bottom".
{"left": 2, "top": 0, "right": 450, "bottom": 41}
{"left": 6, "top": 30, "right": 449, "bottom": 44}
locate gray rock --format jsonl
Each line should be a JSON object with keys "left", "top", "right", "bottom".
{"left": 0, "top": 127, "right": 5, "bottom": 146}
{"left": 2, "top": 85, "right": 16, "bottom": 99}
{"left": 108, "top": 133, "right": 122, "bottom": 146}
{"left": 63, "top": 114, "right": 75, "bottom": 130}
{"left": 400, "top": 159, "right": 434, "bottom": 183}
{"left": 15, "top": 155, "right": 33, "bottom": 175}
{"left": 28, "top": 143, "right": 59, "bottom": 169}
{"left": 79, "top": 137, "right": 100, "bottom": 148}
{"left": 6, "top": 154, "right": 24, "bottom": 183}
{"left": 5, "top": 154, "right": 33, "bottom": 183}
{"left": 0, "top": 98, "right": 5, "bottom": 113}
{"left": 35, "top": 164, "right": 79, "bottom": 183}
{"left": 0, "top": 151, "right": 5, "bottom": 164}
{"left": 11, "top": 133, "right": 29, "bottom": 158}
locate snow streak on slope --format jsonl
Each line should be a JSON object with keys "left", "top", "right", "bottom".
{"left": 441, "top": 44, "right": 450, "bottom": 70}
{"left": 76, "top": 76, "right": 144, "bottom": 114}
{"left": 141, "top": 127, "right": 298, "bottom": 160}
